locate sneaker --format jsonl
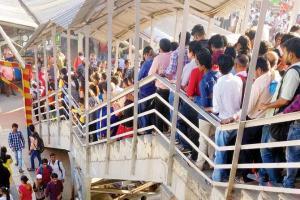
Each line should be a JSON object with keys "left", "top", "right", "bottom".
{"left": 19, "top": 169, "right": 24, "bottom": 173}
{"left": 27, "top": 168, "right": 35, "bottom": 172}
{"left": 175, "top": 140, "right": 180, "bottom": 145}
{"left": 179, "top": 146, "right": 191, "bottom": 154}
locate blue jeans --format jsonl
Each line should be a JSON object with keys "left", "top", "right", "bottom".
{"left": 14, "top": 149, "right": 23, "bottom": 170}
{"left": 212, "top": 129, "right": 237, "bottom": 182}
{"left": 260, "top": 125, "right": 283, "bottom": 186}
{"left": 283, "top": 122, "right": 300, "bottom": 188}
{"left": 30, "top": 150, "right": 42, "bottom": 169}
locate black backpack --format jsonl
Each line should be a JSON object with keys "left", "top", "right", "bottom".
{"left": 35, "top": 133, "right": 45, "bottom": 153}
{"left": 270, "top": 65, "right": 300, "bottom": 141}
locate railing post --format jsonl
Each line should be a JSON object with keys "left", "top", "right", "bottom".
{"left": 130, "top": 0, "right": 141, "bottom": 176}
{"left": 167, "top": 0, "right": 190, "bottom": 185}
{"left": 67, "top": 29, "right": 73, "bottom": 152}
{"left": 78, "top": 32, "right": 84, "bottom": 53}
{"left": 51, "top": 27, "right": 61, "bottom": 145}
{"left": 150, "top": 17, "right": 154, "bottom": 47}
{"left": 104, "top": 0, "right": 114, "bottom": 175}
{"left": 115, "top": 40, "right": 119, "bottom": 70}
{"left": 43, "top": 38, "right": 50, "bottom": 144}
{"left": 34, "top": 46, "right": 42, "bottom": 134}
{"left": 225, "top": 0, "right": 269, "bottom": 199}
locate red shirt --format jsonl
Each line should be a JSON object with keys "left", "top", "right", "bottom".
{"left": 19, "top": 183, "right": 33, "bottom": 200}
{"left": 186, "top": 68, "right": 204, "bottom": 97}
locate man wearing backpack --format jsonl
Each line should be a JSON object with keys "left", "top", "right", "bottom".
{"left": 48, "top": 153, "right": 65, "bottom": 182}
{"left": 28, "top": 132, "right": 42, "bottom": 171}
{"left": 36, "top": 158, "right": 52, "bottom": 188}
{"left": 8, "top": 123, "right": 25, "bottom": 173}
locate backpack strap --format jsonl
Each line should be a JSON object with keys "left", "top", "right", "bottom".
{"left": 57, "top": 160, "right": 63, "bottom": 176}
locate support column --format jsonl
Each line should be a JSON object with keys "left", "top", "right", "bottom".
{"left": 130, "top": 0, "right": 141, "bottom": 175}
{"left": 34, "top": 46, "right": 42, "bottom": 134}
{"left": 43, "top": 38, "right": 50, "bottom": 144}
{"left": 67, "top": 29, "right": 73, "bottom": 153}
{"left": 104, "top": 0, "right": 114, "bottom": 175}
{"left": 84, "top": 26, "right": 91, "bottom": 200}
{"left": 129, "top": 38, "right": 133, "bottom": 65}
{"left": 78, "top": 33, "right": 84, "bottom": 53}
{"left": 115, "top": 41, "right": 120, "bottom": 69}
{"left": 51, "top": 27, "right": 61, "bottom": 145}
{"left": 150, "top": 17, "right": 154, "bottom": 47}
{"left": 241, "top": 0, "right": 252, "bottom": 33}
{"left": 167, "top": 0, "right": 190, "bottom": 185}
{"left": 173, "top": 9, "right": 179, "bottom": 40}
{"left": 225, "top": 0, "right": 269, "bottom": 199}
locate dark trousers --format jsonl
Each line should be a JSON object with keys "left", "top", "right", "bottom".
{"left": 155, "top": 88, "right": 170, "bottom": 132}
{"left": 30, "top": 150, "right": 42, "bottom": 169}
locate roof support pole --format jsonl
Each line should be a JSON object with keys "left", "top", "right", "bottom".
{"left": 78, "top": 33, "right": 84, "bottom": 54}
{"left": 167, "top": 0, "right": 190, "bottom": 185}
{"left": 225, "top": 0, "right": 269, "bottom": 199}
{"left": 130, "top": 0, "right": 141, "bottom": 176}
{"left": 84, "top": 26, "right": 91, "bottom": 200}
{"left": 51, "top": 27, "right": 61, "bottom": 145}
{"left": 115, "top": 40, "right": 120, "bottom": 70}
{"left": 0, "top": 25, "right": 25, "bottom": 68}
{"left": 207, "top": 17, "right": 215, "bottom": 38}
{"left": 241, "top": 0, "right": 252, "bottom": 33}
{"left": 34, "top": 46, "right": 42, "bottom": 134}
{"left": 173, "top": 9, "right": 179, "bottom": 40}
{"left": 129, "top": 38, "right": 133, "bottom": 65}
{"left": 104, "top": 0, "right": 114, "bottom": 175}
{"left": 150, "top": 17, "right": 154, "bottom": 47}
{"left": 43, "top": 38, "right": 50, "bottom": 145}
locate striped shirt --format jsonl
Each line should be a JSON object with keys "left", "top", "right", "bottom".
{"left": 8, "top": 131, "right": 25, "bottom": 151}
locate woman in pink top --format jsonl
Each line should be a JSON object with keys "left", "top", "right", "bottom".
{"left": 148, "top": 38, "right": 172, "bottom": 132}
{"left": 19, "top": 175, "right": 32, "bottom": 200}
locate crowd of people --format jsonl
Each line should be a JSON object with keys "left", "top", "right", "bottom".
{"left": 0, "top": 123, "right": 65, "bottom": 200}
{"left": 31, "top": 21, "right": 300, "bottom": 189}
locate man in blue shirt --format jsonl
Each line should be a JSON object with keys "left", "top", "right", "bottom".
{"left": 138, "top": 46, "right": 155, "bottom": 131}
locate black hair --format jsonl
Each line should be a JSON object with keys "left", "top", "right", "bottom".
{"left": 89, "top": 84, "right": 98, "bottom": 96}
{"left": 143, "top": 46, "right": 153, "bottom": 56}
{"left": 51, "top": 173, "right": 58, "bottom": 179}
{"left": 62, "top": 75, "right": 68, "bottom": 83}
{"left": 170, "top": 42, "right": 179, "bottom": 51}
{"left": 111, "top": 76, "right": 119, "bottom": 86}
{"left": 12, "top": 123, "right": 18, "bottom": 128}
{"left": 101, "top": 72, "right": 107, "bottom": 81}
{"left": 281, "top": 33, "right": 297, "bottom": 45}
{"left": 236, "top": 35, "right": 251, "bottom": 55}
{"left": 0, "top": 147, "right": 8, "bottom": 163}
{"left": 222, "top": 35, "right": 228, "bottom": 47}
{"left": 196, "top": 48, "right": 212, "bottom": 70}
{"left": 21, "top": 175, "right": 29, "bottom": 183}
{"left": 209, "top": 34, "right": 225, "bottom": 49}
{"left": 78, "top": 52, "right": 83, "bottom": 56}
{"left": 159, "top": 38, "right": 171, "bottom": 52}
{"left": 259, "top": 41, "right": 270, "bottom": 56}
{"left": 245, "top": 29, "right": 256, "bottom": 41}
{"left": 179, "top": 32, "right": 191, "bottom": 46}
{"left": 29, "top": 124, "right": 35, "bottom": 132}
{"left": 290, "top": 24, "right": 300, "bottom": 33}
{"left": 256, "top": 57, "right": 270, "bottom": 73}
{"left": 236, "top": 54, "right": 249, "bottom": 67}
{"left": 224, "top": 46, "right": 237, "bottom": 59}
{"left": 191, "top": 24, "right": 205, "bottom": 37}
{"left": 218, "top": 54, "right": 234, "bottom": 75}
{"left": 42, "top": 158, "right": 48, "bottom": 164}
{"left": 188, "top": 41, "right": 202, "bottom": 56}
{"left": 284, "top": 37, "right": 300, "bottom": 59}
{"left": 98, "top": 82, "right": 107, "bottom": 94}
{"left": 125, "top": 60, "right": 129, "bottom": 65}
{"left": 275, "top": 32, "right": 283, "bottom": 41}
{"left": 141, "top": 196, "right": 147, "bottom": 200}
{"left": 50, "top": 152, "right": 56, "bottom": 157}
{"left": 60, "top": 68, "right": 67, "bottom": 75}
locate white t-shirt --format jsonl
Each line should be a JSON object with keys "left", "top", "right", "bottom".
{"left": 48, "top": 160, "right": 65, "bottom": 180}
{"left": 280, "top": 63, "right": 300, "bottom": 101}
{"left": 181, "top": 59, "right": 197, "bottom": 87}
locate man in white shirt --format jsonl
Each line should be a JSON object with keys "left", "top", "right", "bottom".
{"left": 212, "top": 54, "right": 243, "bottom": 182}
{"left": 48, "top": 153, "right": 65, "bottom": 182}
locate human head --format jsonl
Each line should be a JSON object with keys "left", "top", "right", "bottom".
{"left": 36, "top": 174, "right": 43, "bottom": 183}
{"left": 1, "top": 146, "right": 7, "bottom": 154}
{"left": 191, "top": 24, "right": 205, "bottom": 41}
{"left": 12, "top": 123, "right": 18, "bottom": 132}
{"left": 42, "top": 158, "right": 48, "bottom": 166}
{"left": 196, "top": 48, "right": 212, "bottom": 71}
{"left": 209, "top": 34, "right": 225, "bottom": 51}
{"left": 236, "top": 35, "right": 251, "bottom": 55}
{"left": 125, "top": 60, "right": 130, "bottom": 68}
{"left": 218, "top": 54, "right": 234, "bottom": 75}
{"left": 280, "top": 33, "right": 297, "bottom": 48}
{"left": 265, "top": 51, "right": 279, "bottom": 69}
{"left": 224, "top": 46, "right": 237, "bottom": 60}
{"left": 142, "top": 46, "right": 154, "bottom": 60}
{"left": 50, "top": 153, "right": 56, "bottom": 162}
{"left": 178, "top": 32, "right": 191, "bottom": 46}
{"left": 51, "top": 173, "right": 58, "bottom": 182}
{"left": 159, "top": 38, "right": 171, "bottom": 53}
{"left": 188, "top": 41, "right": 202, "bottom": 60}
{"left": 283, "top": 37, "right": 300, "bottom": 66}
{"left": 274, "top": 32, "right": 283, "bottom": 47}
{"left": 290, "top": 24, "right": 300, "bottom": 34}
{"left": 255, "top": 57, "right": 270, "bottom": 78}
{"left": 259, "top": 41, "right": 271, "bottom": 56}
{"left": 20, "top": 175, "right": 29, "bottom": 184}
{"left": 245, "top": 29, "right": 256, "bottom": 48}
{"left": 170, "top": 42, "right": 179, "bottom": 51}
{"left": 234, "top": 54, "right": 249, "bottom": 73}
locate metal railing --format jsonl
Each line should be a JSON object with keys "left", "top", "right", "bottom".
{"left": 32, "top": 74, "right": 300, "bottom": 195}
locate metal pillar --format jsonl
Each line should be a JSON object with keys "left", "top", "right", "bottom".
{"left": 130, "top": 0, "right": 141, "bottom": 175}
{"left": 115, "top": 41, "right": 120, "bottom": 69}
{"left": 150, "top": 17, "right": 154, "bottom": 47}
{"left": 173, "top": 9, "right": 179, "bottom": 40}
{"left": 129, "top": 38, "right": 133, "bottom": 64}
{"left": 67, "top": 29, "right": 73, "bottom": 152}
{"left": 167, "top": 0, "right": 190, "bottom": 185}
{"left": 84, "top": 27, "right": 91, "bottom": 200}
{"left": 104, "top": 0, "right": 114, "bottom": 175}
{"left": 0, "top": 25, "right": 25, "bottom": 67}
{"left": 34, "top": 46, "right": 42, "bottom": 134}
{"left": 78, "top": 33, "right": 84, "bottom": 53}
{"left": 51, "top": 27, "right": 61, "bottom": 144}
{"left": 43, "top": 38, "right": 50, "bottom": 145}
{"left": 225, "top": 0, "right": 269, "bottom": 199}
{"left": 241, "top": 0, "right": 252, "bottom": 33}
